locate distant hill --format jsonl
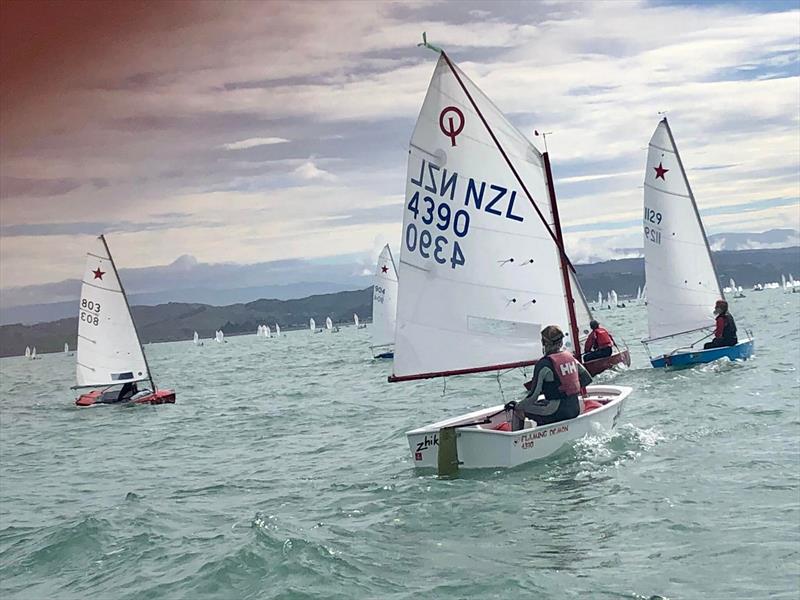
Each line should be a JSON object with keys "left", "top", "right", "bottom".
{"left": 0, "top": 288, "right": 372, "bottom": 358}
{"left": 1, "top": 246, "right": 798, "bottom": 358}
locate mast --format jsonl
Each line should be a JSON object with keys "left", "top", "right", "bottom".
{"left": 661, "top": 117, "right": 724, "bottom": 300}
{"left": 543, "top": 152, "right": 582, "bottom": 359}
{"left": 99, "top": 235, "right": 156, "bottom": 392}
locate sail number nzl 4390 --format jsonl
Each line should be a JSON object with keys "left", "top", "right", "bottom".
{"left": 79, "top": 298, "right": 102, "bottom": 326}
{"left": 406, "top": 158, "right": 527, "bottom": 269}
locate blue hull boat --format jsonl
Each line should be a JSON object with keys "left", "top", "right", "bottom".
{"left": 650, "top": 338, "right": 754, "bottom": 369}
{"left": 375, "top": 351, "right": 394, "bottom": 360}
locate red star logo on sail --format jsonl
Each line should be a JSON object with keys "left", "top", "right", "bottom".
{"left": 654, "top": 162, "right": 669, "bottom": 180}
{"left": 92, "top": 268, "right": 105, "bottom": 280}
{"left": 381, "top": 265, "right": 388, "bottom": 273}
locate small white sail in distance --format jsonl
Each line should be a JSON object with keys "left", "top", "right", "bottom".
{"left": 309, "top": 318, "right": 316, "bottom": 331}
{"left": 76, "top": 235, "right": 150, "bottom": 388}
{"left": 325, "top": 317, "right": 333, "bottom": 330}
{"left": 390, "top": 53, "right": 574, "bottom": 381}
{"left": 265, "top": 325, "right": 271, "bottom": 338}
{"left": 32, "top": 347, "right": 37, "bottom": 359}
{"left": 371, "top": 244, "right": 399, "bottom": 351}
{"left": 354, "top": 313, "right": 360, "bottom": 327}
{"left": 642, "top": 118, "right": 722, "bottom": 341}
{"left": 25, "top": 346, "right": 31, "bottom": 359}
{"left": 64, "top": 342, "right": 70, "bottom": 354}
{"left": 193, "top": 331, "right": 200, "bottom": 345}
{"left": 275, "top": 323, "right": 281, "bottom": 336}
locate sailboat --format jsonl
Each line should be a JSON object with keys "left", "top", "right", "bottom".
{"left": 215, "top": 329, "right": 225, "bottom": 343}
{"left": 31, "top": 347, "right": 37, "bottom": 360}
{"left": 74, "top": 235, "right": 175, "bottom": 406}
{"left": 641, "top": 118, "right": 754, "bottom": 368}
{"left": 275, "top": 323, "right": 281, "bottom": 337}
{"left": 354, "top": 313, "right": 367, "bottom": 329}
{"left": 64, "top": 342, "right": 70, "bottom": 354}
{"left": 730, "top": 278, "right": 745, "bottom": 298}
{"left": 371, "top": 244, "right": 398, "bottom": 359}
{"left": 24, "top": 346, "right": 30, "bottom": 359}
{"left": 395, "top": 39, "right": 632, "bottom": 474}
{"left": 193, "top": 331, "right": 203, "bottom": 346}
{"left": 325, "top": 316, "right": 340, "bottom": 333}
{"left": 596, "top": 291, "right": 603, "bottom": 307}
{"left": 265, "top": 325, "right": 272, "bottom": 338}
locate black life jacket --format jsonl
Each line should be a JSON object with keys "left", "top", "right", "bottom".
{"left": 720, "top": 313, "right": 737, "bottom": 342}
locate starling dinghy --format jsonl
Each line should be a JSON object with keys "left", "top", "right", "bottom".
{"left": 74, "top": 235, "right": 175, "bottom": 406}
{"left": 641, "top": 118, "right": 753, "bottom": 368}
{"left": 370, "top": 244, "right": 398, "bottom": 359}
{"left": 394, "top": 40, "right": 632, "bottom": 474}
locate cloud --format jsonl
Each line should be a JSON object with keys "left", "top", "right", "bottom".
{"left": 292, "top": 159, "right": 338, "bottom": 182}
{"left": 0, "top": 0, "right": 797, "bottom": 289}
{"left": 221, "top": 137, "right": 289, "bottom": 150}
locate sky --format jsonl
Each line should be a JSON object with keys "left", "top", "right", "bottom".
{"left": 1, "top": 0, "right": 798, "bottom": 293}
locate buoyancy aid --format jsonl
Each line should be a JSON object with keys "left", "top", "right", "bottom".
{"left": 718, "top": 313, "right": 738, "bottom": 343}
{"left": 545, "top": 351, "right": 582, "bottom": 397}
{"left": 593, "top": 327, "right": 613, "bottom": 348}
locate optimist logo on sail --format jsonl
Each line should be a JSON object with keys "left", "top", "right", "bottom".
{"left": 439, "top": 106, "right": 464, "bottom": 146}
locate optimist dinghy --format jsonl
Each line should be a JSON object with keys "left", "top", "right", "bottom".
{"left": 73, "top": 235, "right": 175, "bottom": 407}
{"left": 393, "top": 39, "right": 632, "bottom": 475}
{"left": 370, "top": 244, "right": 398, "bottom": 359}
{"left": 641, "top": 118, "right": 753, "bottom": 368}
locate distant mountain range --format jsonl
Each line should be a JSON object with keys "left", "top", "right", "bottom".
{"left": 2, "top": 246, "right": 798, "bottom": 358}
{"left": 0, "top": 289, "right": 373, "bottom": 358}
{"left": 2, "top": 229, "right": 796, "bottom": 325}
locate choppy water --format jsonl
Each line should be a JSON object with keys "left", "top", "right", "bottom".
{"left": 1, "top": 292, "right": 799, "bottom": 599}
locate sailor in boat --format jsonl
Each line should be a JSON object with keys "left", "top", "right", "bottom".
{"left": 703, "top": 300, "right": 738, "bottom": 350}
{"left": 506, "top": 325, "right": 593, "bottom": 430}
{"left": 583, "top": 319, "right": 616, "bottom": 362}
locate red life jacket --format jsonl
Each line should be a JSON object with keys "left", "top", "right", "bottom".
{"left": 592, "top": 327, "right": 613, "bottom": 349}
{"left": 547, "top": 351, "right": 581, "bottom": 396}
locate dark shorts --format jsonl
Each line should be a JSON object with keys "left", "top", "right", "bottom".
{"left": 704, "top": 338, "right": 737, "bottom": 349}
{"left": 584, "top": 346, "right": 613, "bottom": 361}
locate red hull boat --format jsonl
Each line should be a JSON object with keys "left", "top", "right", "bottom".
{"left": 76, "top": 388, "right": 176, "bottom": 407}
{"left": 584, "top": 348, "right": 631, "bottom": 376}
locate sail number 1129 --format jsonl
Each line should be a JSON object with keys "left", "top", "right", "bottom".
{"left": 644, "top": 206, "right": 663, "bottom": 245}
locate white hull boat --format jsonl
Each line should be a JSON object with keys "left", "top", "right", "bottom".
{"left": 408, "top": 385, "right": 631, "bottom": 470}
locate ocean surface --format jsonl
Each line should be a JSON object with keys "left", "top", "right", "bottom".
{"left": 1, "top": 291, "right": 798, "bottom": 600}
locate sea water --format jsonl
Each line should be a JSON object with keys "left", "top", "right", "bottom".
{"left": 1, "top": 292, "right": 798, "bottom": 599}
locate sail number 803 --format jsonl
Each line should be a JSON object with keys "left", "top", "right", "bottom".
{"left": 80, "top": 298, "right": 101, "bottom": 325}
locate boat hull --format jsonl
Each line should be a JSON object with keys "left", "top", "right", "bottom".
{"left": 650, "top": 338, "right": 754, "bottom": 369}
{"left": 406, "top": 385, "right": 631, "bottom": 470}
{"left": 584, "top": 348, "right": 630, "bottom": 376}
{"left": 76, "top": 388, "right": 176, "bottom": 407}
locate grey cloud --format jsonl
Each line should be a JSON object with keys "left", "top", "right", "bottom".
{"left": 0, "top": 217, "right": 224, "bottom": 237}
{"left": 0, "top": 176, "right": 82, "bottom": 198}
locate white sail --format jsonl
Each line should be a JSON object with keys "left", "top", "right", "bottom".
{"left": 729, "top": 278, "right": 737, "bottom": 289}
{"left": 643, "top": 118, "right": 722, "bottom": 341}
{"left": 597, "top": 291, "right": 602, "bottom": 305}
{"left": 391, "top": 54, "right": 571, "bottom": 381}
{"left": 32, "top": 347, "right": 36, "bottom": 359}
{"left": 25, "top": 346, "right": 30, "bottom": 359}
{"left": 782, "top": 274, "right": 787, "bottom": 289}
{"left": 76, "top": 236, "right": 149, "bottom": 387}
{"left": 611, "top": 290, "right": 618, "bottom": 306}
{"left": 215, "top": 330, "right": 224, "bottom": 343}
{"left": 371, "top": 244, "right": 399, "bottom": 350}
{"left": 354, "top": 313, "right": 360, "bottom": 327}
{"left": 64, "top": 342, "right": 69, "bottom": 354}
{"left": 193, "top": 331, "right": 199, "bottom": 345}
{"left": 325, "top": 317, "right": 333, "bottom": 330}
{"left": 309, "top": 318, "right": 316, "bottom": 331}
{"left": 275, "top": 323, "right": 281, "bottom": 336}
{"left": 636, "top": 286, "right": 642, "bottom": 301}
{"left": 265, "top": 325, "right": 271, "bottom": 338}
